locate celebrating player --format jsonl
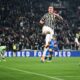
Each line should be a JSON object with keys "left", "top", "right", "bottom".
{"left": 40, "top": 5, "right": 63, "bottom": 62}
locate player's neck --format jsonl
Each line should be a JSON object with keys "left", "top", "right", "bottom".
{"left": 48, "top": 12, "right": 53, "bottom": 15}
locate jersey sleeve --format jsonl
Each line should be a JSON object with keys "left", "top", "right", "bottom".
{"left": 40, "top": 14, "right": 47, "bottom": 22}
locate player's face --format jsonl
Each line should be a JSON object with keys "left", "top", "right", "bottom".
{"left": 48, "top": 6, "right": 54, "bottom": 14}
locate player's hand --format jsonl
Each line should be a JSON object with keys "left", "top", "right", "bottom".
{"left": 40, "top": 20, "right": 44, "bottom": 24}
{"left": 53, "top": 13, "right": 63, "bottom": 20}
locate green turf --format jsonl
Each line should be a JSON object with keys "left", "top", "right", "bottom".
{"left": 0, "top": 57, "right": 80, "bottom": 80}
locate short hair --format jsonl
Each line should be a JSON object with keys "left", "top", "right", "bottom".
{"left": 49, "top": 3, "right": 54, "bottom": 8}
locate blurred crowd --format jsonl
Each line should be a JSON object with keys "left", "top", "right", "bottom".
{"left": 0, "top": 0, "right": 80, "bottom": 51}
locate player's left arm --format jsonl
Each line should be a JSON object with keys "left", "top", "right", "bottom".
{"left": 53, "top": 13, "right": 63, "bottom": 20}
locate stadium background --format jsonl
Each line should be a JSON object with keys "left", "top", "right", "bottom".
{"left": 0, "top": 1, "right": 80, "bottom": 80}
{"left": 0, "top": 0, "right": 80, "bottom": 51}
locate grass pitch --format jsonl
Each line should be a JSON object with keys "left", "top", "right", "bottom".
{"left": 0, "top": 57, "right": 80, "bottom": 80}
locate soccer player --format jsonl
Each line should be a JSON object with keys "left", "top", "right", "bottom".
{"left": 0, "top": 46, "right": 6, "bottom": 61}
{"left": 47, "top": 35, "right": 59, "bottom": 62}
{"left": 41, "top": 35, "right": 59, "bottom": 62}
{"left": 40, "top": 5, "right": 63, "bottom": 62}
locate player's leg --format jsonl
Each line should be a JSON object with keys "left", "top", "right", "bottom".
{"left": 48, "top": 49, "right": 53, "bottom": 62}
{"left": 0, "top": 52, "right": 2, "bottom": 62}
{"left": 41, "top": 32, "right": 52, "bottom": 62}
{"left": 41, "top": 47, "right": 48, "bottom": 62}
{"left": 1, "top": 48, "right": 6, "bottom": 61}
{"left": 0, "top": 51, "right": 5, "bottom": 61}
{"left": 41, "top": 26, "right": 54, "bottom": 62}
{"left": 49, "top": 52, "right": 53, "bottom": 61}
{"left": 42, "top": 26, "right": 54, "bottom": 35}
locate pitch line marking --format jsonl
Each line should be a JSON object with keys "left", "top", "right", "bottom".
{"left": 58, "top": 76, "right": 80, "bottom": 77}
{"left": 6, "top": 67, "right": 64, "bottom": 80}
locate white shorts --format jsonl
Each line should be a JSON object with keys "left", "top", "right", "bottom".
{"left": 42, "top": 26, "right": 54, "bottom": 35}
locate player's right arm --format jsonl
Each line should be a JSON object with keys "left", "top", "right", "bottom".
{"left": 39, "top": 14, "right": 46, "bottom": 25}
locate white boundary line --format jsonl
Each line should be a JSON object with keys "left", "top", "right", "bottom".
{"left": 6, "top": 67, "right": 64, "bottom": 80}
{"left": 58, "top": 76, "right": 80, "bottom": 77}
